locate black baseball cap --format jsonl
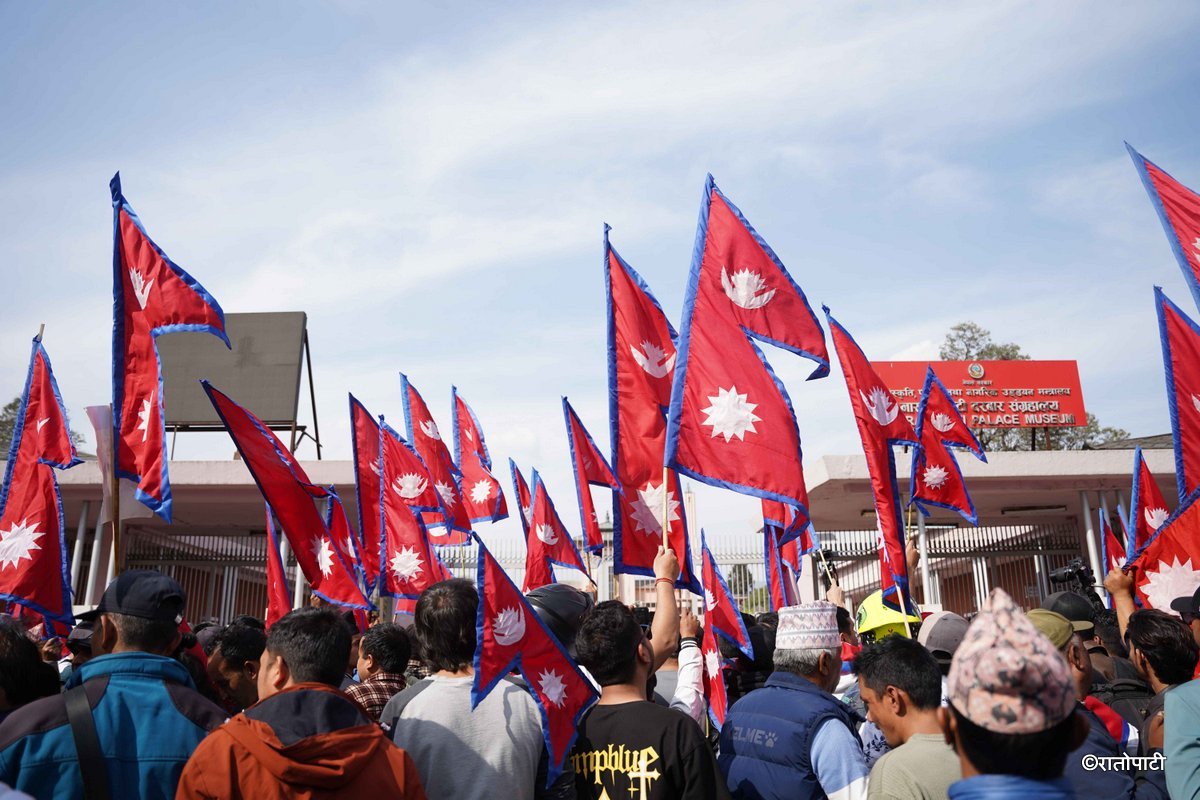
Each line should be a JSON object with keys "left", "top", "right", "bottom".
{"left": 1041, "top": 591, "right": 1096, "bottom": 625}
{"left": 1170, "top": 586, "right": 1200, "bottom": 616}
{"left": 94, "top": 570, "right": 186, "bottom": 624}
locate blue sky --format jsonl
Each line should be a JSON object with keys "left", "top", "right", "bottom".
{"left": 3, "top": 1, "right": 1200, "bottom": 541}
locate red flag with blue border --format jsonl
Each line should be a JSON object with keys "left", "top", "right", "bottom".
{"left": 604, "top": 228, "right": 699, "bottom": 592}
{"left": 510, "top": 459, "right": 534, "bottom": 538}
{"left": 825, "top": 309, "right": 920, "bottom": 613}
{"left": 0, "top": 338, "right": 81, "bottom": 626}
{"left": 112, "top": 175, "right": 228, "bottom": 522}
{"left": 452, "top": 388, "right": 508, "bottom": 524}
{"left": 524, "top": 471, "right": 592, "bottom": 592}
{"left": 665, "top": 177, "right": 827, "bottom": 518}
{"left": 701, "top": 531, "right": 753, "bottom": 659}
{"left": 1128, "top": 144, "right": 1200, "bottom": 312}
{"left": 264, "top": 506, "right": 291, "bottom": 630}
{"left": 472, "top": 537, "right": 597, "bottom": 787}
{"left": 349, "top": 395, "right": 383, "bottom": 591}
{"left": 1128, "top": 446, "right": 1171, "bottom": 555}
{"left": 562, "top": 397, "right": 619, "bottom": 554}
{"left": 401, "top": 374, "right": 471, "bottom": 544}
{"left": 380, "top": 422, "right": 454, "bottom": 601}
{"left": 1155, "top": 287, "right": 1200, "bottom": 503}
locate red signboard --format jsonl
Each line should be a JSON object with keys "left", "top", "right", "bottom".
{"left": 870, "top": 361, "right": 1086, "bottom": 428}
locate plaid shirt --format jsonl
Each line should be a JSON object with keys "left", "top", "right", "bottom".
{"left": 346, "top": 672, "right": 407, "bottom": 722}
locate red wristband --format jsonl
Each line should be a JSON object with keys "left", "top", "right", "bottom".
{"left": 655, "top": 577, "right": 674, "bottom": 587}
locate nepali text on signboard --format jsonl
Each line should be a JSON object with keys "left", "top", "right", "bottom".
{"left": 869, "top": 360, "right": 1087, "bottom": 429}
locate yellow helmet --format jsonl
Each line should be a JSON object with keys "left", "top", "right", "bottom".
{"left": 855, "top": 589, "right": 921, "bottom": 642}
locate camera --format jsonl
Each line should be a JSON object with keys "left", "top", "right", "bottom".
{"left": 1049, "top": 558, "right": 1095, "bottom": 588}
{"left": 1048, "top": 557, "right": 1104, "bottom": 612}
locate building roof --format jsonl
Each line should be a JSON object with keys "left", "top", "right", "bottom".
{"left": 804, "top": 448, "right": 1175, "bottom": 531}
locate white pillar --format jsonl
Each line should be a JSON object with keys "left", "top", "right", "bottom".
{"left": 70, "top": 501, "right": 90, "bottom": 598}
{"left": 1080, "top": 491, "right": 1106, "bottom": 603}
{"left": 84, "top": 521, "right": 111, "bottom": 605}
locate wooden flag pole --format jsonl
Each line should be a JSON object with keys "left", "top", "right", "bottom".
{"left": 110, "top": 421, "right": 122, "bottom": 577}
{"left": 899, "top": 502, "right": 916, "bottom": 638}
{"left": 661, "top": 466, "right": 670, "bottom": 548}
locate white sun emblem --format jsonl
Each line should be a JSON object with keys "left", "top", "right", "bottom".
{"left": 419, "top": 419, "right": 441, "bottom": 440}
{"left": 136, "top": 395, "right": 154, "bottom": 442}
{"left": 720, "top": 266, "right": 776, "bottom": 309}
{"left": 704, "top": 588, "right": 717, "bottom": 611}
{"left": 0, "top": 518, "right": 45, "bottom": 570}
{"left": 630, "top": 340, "right": 676, "bottom": 379}
{"left": 536, "top": 523, "right": 559, "bottom": 546}
{"left": 629, "top": 481, "right": 680, "bottom": 537}
{"left": 1146, "top": 507, "right": 1170, "bottom": 530}
{"left": 922, "top": 464, "right": 949, "bottom": 490}
{"left": 493, "top": 606, "right": 526, "bottom": 647}
{"left": 704, "top": 648, "right": 721, "bottom": 679}
{"left": 538, "top": 670, "right": 568, "bottom": 707}
{"left": 128, "top": 268, "right": 153, "bottom": 310}
{"left": 701, "top": 386, "right": 761, "bottom": 442}
{"left": 930, "top": 412, "right": 955, "bottom": 433}
{"left": 1142, "top": 556, "right": 1200, "bottom": 614}
{"left": 434, "top": 481, "right": 456, "bottom": 504}
{"left": 393, "top": 473, "right": 428, "bottom": 500}
{"left": 390, "top": 546, "right": 424, "bottom": 582}
{"left": 312, "top": 537, "right": 334, "bottom": 578}
{"left": 470, "top": 480, "right": 493, "bottom": 505}
{"left": 860, "top": 386, "right": 899, "bottom": 427}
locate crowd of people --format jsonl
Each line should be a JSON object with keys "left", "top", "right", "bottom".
{"left": 0, "top": 548, "right": 1197, "bottom": 799}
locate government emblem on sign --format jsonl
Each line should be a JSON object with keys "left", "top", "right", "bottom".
{"left": 967, "top": 363, "right": 985, "bottom": 379}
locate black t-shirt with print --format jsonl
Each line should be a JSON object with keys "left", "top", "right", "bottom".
{"left": 571, "top": 701, "right": 730, "bottom": 800}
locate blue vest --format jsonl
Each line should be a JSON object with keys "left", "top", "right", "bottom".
{"left": 718, "top": 671, "right": 862, "bottom": 800}
{"left": 0, "top": 652, "right": 226, "bottom": 800}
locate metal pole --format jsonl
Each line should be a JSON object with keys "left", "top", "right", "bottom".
{"left": 1079, "top": 491, "right": 1104, "bottom": 601}
{"left": 70, "top": 501, "right": 90, "bottom": 599}
{"left": 917, "top": 512, "right": 932, "bottom": 605}
{"left": 303, "top": 330, "right": 322, "bottom": 460}
{"left": 292, "top": 563, "right": 306, "bottom": 609}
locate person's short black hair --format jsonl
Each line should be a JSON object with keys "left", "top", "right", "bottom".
{"left": 575, "top": 601, "right": 642, "bottom": 686}
{"left": 414, "top": 579, "right": 478, "bottom": 673}
{"left": 1125, "top": 609, "right": 1199, "bottom": 685}
{"left": 836, "top": 607, "right": 855, "bottom": 638}
{"left": 361, "top": 624, "right": 411, "bottom": 674}
{"left": 230, "top": 615, "right": 266, "bottom": 631}
{"left": 266, "top": 607, "right": 352, "bottom": 686}
{"left": 852, "top": 636, "right": 942, "bottom": 710}
{"left": 108, "top": 612, "right": 179, "bottom": 653}
{"left": 951, "top": 704, "right": 1077, "bottom": 780}
{"left": 755, "top": 612, "right": 779, "bottom": 631}
{"left": 214, "top": 624, "right": 267, "bottom": 668}
{"left": 1093, "top": 609, "right": 1129, "bottom": 658}
{"left": 0, "top": 618, "right": 59, "bottom": 707}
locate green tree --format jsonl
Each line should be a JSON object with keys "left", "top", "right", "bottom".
{"left": 938, "top": 324, "right": 1128, "bottom": 451}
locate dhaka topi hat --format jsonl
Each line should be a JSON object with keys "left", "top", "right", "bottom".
{"left": 948, "top": 588, "right": 1075, "bottom": 734}
{"left": 777, "top": 601, "right": 840, "bottom": 650}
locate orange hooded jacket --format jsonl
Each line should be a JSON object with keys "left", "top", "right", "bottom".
{"left": 176, "top": 683, "right": 426, "bottom": 800}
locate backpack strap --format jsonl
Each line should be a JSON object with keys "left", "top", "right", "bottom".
{"left": 65, "top": 683, "right": 111, "bottom": 800}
